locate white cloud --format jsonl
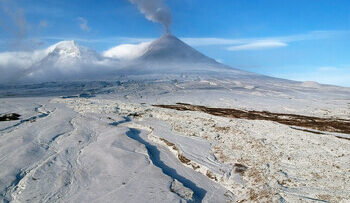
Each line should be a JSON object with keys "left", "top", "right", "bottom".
{"left": 181, "top": 30, "right": 349, "bottom": 52}
{"left": 0, "top": 49, "right": 48, "bottom": 67}
{"left": 77, "top": 17, "right": 91, "bottom": 32}
{"left": 39, "top": 20, "right": 48, "bottom": 28}
{"left": 41, "top": 36, "right": 155, "bottom": 45}
{"left": 215, "top": 59, "right": 223, "bottom": 63}
{"left": 317, "top": 66, "right": 339, "bottom": 72}
{"left": 277, "top": 31, "right": 347, "bottom": 43}
{"left": 182, "top": 38, "right": 247, "bottom": 46}
{"left": 0, "top": 48, "right": 51, "bottom": 83}
{"left": 227, "top": 41, "right": 287, "bottom": 51}
{"left": 0, "top": 41, "right": 122, "bottom": 83}
{"left": 103, "top": 42, "right": 151, "bottom": 60}
{"left": 182, "top": 31, "right": 347, "bottom": 47}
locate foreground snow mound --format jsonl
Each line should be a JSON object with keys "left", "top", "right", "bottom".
{"left": 1, "top": 74, "right": 350, "bottom": 201}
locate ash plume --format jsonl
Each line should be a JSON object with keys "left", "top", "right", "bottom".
{"left": 129, "top": 0, "right": 172, "bottom": 33}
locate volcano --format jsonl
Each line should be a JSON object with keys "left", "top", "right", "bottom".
{"left": 140, "top": 34, "right": 218, "bottom": 65}
{"left": 121, "top": 33, "right": 247, "bottom": 76}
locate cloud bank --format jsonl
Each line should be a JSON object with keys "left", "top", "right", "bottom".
{"left": 182, "top": 31, "right": 347, "bottom": 50}
{"left": 129, "top": 0, "right": 172, "bottom": 32}
{"left": 227, "top": 41, "right": 287, "bottom": 51}
{"left": 0, "top": 41, "right": 122, "bottom": 84}
{"left": 103, "top": 42, "right": 151, "bottom": 60}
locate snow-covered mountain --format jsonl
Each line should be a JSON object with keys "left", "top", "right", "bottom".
{"left": 0, "top": 41, "right": 97, "bottom": 83}
{"left": 139, "top": 34, "right": 218, "bottom": 65}
{"left": 117, "top": 33, "right": 248, "bottom": 76}
{"left": 13, "top": 41, "right": 107, "bottom": 82}
{"left": 36, "top": 40, "right": 100, "bottom": 68}
{"left": 0, "top": 34, "right": 261, "bottom": 84}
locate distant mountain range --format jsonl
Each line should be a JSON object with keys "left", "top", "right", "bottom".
{"left": 0, "top": 34, "right": 309, "bottom": 85}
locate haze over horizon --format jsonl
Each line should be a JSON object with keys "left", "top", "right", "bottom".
{"left": 1, "top": 0, "right": 350, "bottom": 86}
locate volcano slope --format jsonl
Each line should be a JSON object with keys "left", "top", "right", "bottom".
{"left": 1, "top": 34, "right": 350, "bottom": 202}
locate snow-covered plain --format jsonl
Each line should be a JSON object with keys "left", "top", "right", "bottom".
{"left": 1, "top": 34, "right": 350, "bottom": 202}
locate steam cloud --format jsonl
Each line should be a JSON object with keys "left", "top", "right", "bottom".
{"left": 129, "top": 0, "right": 172, "bottom": 33}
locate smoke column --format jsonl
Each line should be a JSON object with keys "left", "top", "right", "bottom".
{"left": 129, "top": 0, "right": 172, "bottom": 33}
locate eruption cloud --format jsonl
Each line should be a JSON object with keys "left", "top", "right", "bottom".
{"left": 129, "top": 0, "right": 172, "bottom": 33}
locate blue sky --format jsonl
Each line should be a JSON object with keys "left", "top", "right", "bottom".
{"left": 1, "top": 0, "right": 350, "bottom": 86}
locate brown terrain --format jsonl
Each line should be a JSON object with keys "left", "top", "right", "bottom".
{"left": 153, "top": 103, "right": 350, "bottom": 136}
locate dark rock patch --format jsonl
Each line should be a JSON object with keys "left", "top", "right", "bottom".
{"left": 0, "top": 113, "right": 21, "bottom": 121}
